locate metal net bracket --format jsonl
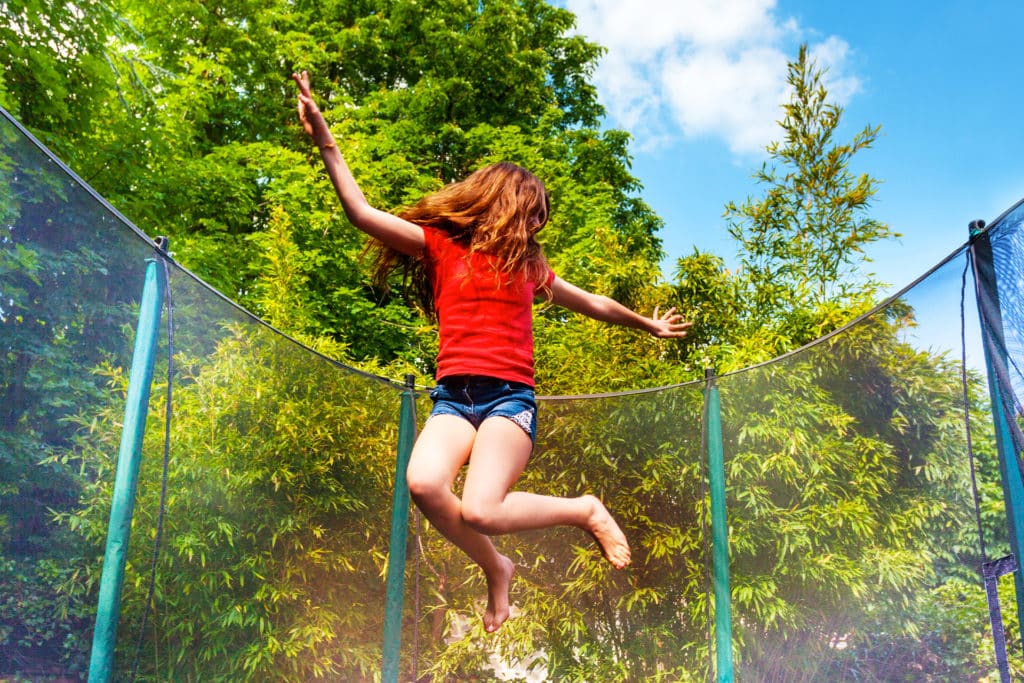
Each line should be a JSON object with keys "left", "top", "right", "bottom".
{"left": 982, "top": 553, "right": 1017, "bottom": 683}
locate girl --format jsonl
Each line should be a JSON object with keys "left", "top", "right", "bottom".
{"left": 293, "top": 72, "right": 690, "bottom": 633}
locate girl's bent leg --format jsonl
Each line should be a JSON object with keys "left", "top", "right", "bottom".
{"left": 405, "top": 414, "right": 515, "bottom": 632}
{"left": 461, "top": 417, "right": 631, "bottom": 569}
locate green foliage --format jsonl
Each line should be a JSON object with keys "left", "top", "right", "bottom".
{"left": 717, "top": 44, "right": 898, "bottom": 360}
{"left": 49, "top": 327, "right": 410, "bottom": 680}
{"left": 406, "top": 384, "right": 711, "bottom": 681}
{"left": 669, "top": 249, "right": 744, "bottom": 371}
{"left": 0, "top": 557, "right": 91, "bottom": 676}
{"left": 1, "top": 0, "right": 116, "bottom": 149}
{"left": 6, "top": 0, "right": 666, "bottom": 372}
{"left": 2, "top": 3, "right": 1020, "bottom": 681}
{"left": 716, "top": 301, "right": 1014, "bottom": 680}
{"left": 0, "top": 124, "right": 155, "bottom": 676}
{"left": 823, "top": 578, "right": 1021, "bottom": 682}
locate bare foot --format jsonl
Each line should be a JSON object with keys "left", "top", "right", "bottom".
{"left": 483, "top": 554, "right": 516, "bottom": 633}
{"left": 583, "top": 495, "right": 631, "bottom": 569}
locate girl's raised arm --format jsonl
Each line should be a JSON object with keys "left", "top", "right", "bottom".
{"left": 293, "top": 71, "right": 424, "bottom": 257}
{"left": 548, "top": 276, "right": 691, "bottom": 339}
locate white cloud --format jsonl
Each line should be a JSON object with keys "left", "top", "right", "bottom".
{"left": 661, "top": 46, "right": 790, "bottom": 155}
{"left": 568, "top": 0, "right": 779, "bottom": 53}
{"left": 565, "top": 0, "right": 861, "bottom": 157}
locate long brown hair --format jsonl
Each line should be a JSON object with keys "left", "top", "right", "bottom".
{"left": 371, "top": 162, "right": 551, "bottom": 315}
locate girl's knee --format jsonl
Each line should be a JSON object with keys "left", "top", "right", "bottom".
{"left": 460, "top": 497, "right": 500, "bottom": 534}
{"left": 406, "top": 465, "right": 447, "bottom": 502}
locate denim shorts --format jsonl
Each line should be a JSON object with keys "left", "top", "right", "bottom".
{"left": 428, "top": 375, "right": 538, "bottom": 442}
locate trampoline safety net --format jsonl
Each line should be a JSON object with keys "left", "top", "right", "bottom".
{"left": 3, "top": 106, "right": 1024, "bottom": 682}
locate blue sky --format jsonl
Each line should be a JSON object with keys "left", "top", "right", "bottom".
{"left": 560, "top": 0, "right": 1024, "bottom": 297}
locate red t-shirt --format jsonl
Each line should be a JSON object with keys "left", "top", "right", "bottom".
{"left": 423, "top": 226, "right": 555, "bottom": 387}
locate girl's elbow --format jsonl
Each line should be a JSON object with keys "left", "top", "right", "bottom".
{"left": 345, "top": 205, "right": 377, "bottom": 233}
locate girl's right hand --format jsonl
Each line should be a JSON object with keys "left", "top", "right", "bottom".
{"left": 291, "top": 71, "right": 330, "bottom": 144}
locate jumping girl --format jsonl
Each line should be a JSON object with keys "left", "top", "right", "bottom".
{"left": 293, "top": 72, "right": 690, "bottom": 633}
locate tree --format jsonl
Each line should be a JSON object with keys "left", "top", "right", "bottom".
{"left": 722, "top": 44, "right": 898, "bottom": 357}
{"left": 70, "top": 0, "right": 668, "bottom": 376}
{"left": 1, "top": 0, "right": 118, "bottom": 151}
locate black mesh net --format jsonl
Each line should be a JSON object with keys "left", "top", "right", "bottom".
{"left": 407, "top": 384, "right": 709, "bottom": 681}
{"left": 977, "top": 200, "right": 1024, "bottom": 460}
{"left": 2, "top": 105, "right": 1023, "bottom": 681}
{"left": 716, "top": 251, "right": 997, "bottom": 681}
{"left": 1, "top": 110, "right": 403, "bottom": 679}
{"left": 985, "top": 200, "right": 1024, "bottom": 406}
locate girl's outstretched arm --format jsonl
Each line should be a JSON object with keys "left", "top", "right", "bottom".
{"left": 548, "top": 276, "right": 691, "bottom": 339}
{"left": 292, "top": 71, "right": 424, "bottom": 257}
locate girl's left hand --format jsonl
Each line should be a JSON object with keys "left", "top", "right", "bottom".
{"left": 649, "top": 306, "right": 691, "bottom": 339}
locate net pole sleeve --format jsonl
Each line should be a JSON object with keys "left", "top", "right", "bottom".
{"left": 381, "top": 375, "right": 417, "bottom": 683}
{"left": 704, "top": 370, "right": 735, "bottom": 682}
{"left": 87, "top": 257, "right": 166, "bottom": 683}
{"left": 970, "top": 225, "right": 1024, "bottom": 643}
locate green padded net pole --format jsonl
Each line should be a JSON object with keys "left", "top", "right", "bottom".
{"left": 704, "top": 369, "right": 735, "bottom": 682}
{"left": 87, "top": 255, "right": 166, "bottom": 683}
{"left": 381, "top": 374, "right": 417, "bottom": 682}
